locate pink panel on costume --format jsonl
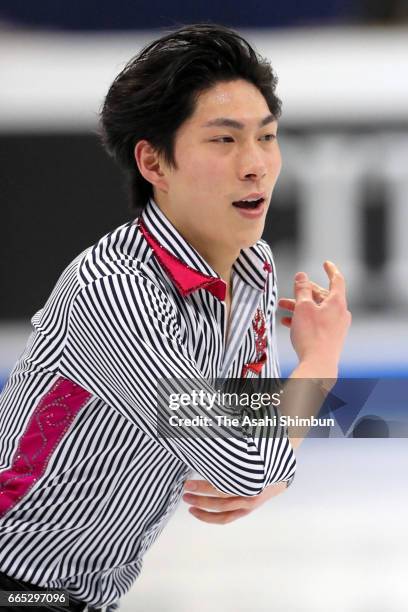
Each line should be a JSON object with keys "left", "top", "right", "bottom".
{"left": 0, "top": 377, "right": 91, "bottom": 517}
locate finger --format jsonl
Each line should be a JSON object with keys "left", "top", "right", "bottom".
{"left": 294, "top": 272, "right": 312, "bottom": 302}
{"left": 278, "top": 298, "right": 295, "bottom": 311}
{"left": 323, "top": 260, "right": 346, "bottom": 295}
{"left": 310, "top": 282, "right": 330, "bottom": 303}
{"left": 280, "top": 316, "right": 292, "bottom": 327}
{"left": 183, "top": 480, "right": 231, "bottom": 498}
{"left": 183, "top": 492, "right": 253, "bottom": 512}
{"left": 188, "top": 506, "right": 250, "bottom": 524}
{"left": 183, "top": 480, "right": 232, "bottom": 497}
{"left": 279, "top": 285, "right": 328, "bottom": 311}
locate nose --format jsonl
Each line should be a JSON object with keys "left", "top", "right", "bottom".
{"left": 237, "top": 143, "right": 268, "bottom": 181}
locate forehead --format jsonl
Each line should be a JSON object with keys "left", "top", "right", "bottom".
{"left": 191, "top": 79, "right": 271, "bottom": 124}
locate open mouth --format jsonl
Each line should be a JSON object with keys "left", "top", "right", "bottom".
{"left": 232, "top": 197, "right": 265, "bottom": 209}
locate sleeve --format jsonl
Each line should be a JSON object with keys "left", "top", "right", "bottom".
{"left": 59, "top": 271, "right": 296, "bottom": 496}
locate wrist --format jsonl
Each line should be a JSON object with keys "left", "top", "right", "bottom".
{"left": 294, "top": 357, "right": 339, "bottom": 380}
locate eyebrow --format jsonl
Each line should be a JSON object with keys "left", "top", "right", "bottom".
{"left": 201, "top": 114, "right": 276, "bottom": 129}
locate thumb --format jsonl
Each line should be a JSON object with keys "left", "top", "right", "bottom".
{"left": 294, "top": 271, "right": 312, "bottom": 302}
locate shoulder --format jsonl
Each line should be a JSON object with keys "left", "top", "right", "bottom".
{"left": 32, "top": 220, "right": 175, "bottom": 335}
{"left": 73, "top": 228, "right": 178, "bottom": 320}
{"left": 72, "top": 259, "right": 182, "bottom": 343}
{"left": 76, "top": 218, "right": 155, "bottom": 288}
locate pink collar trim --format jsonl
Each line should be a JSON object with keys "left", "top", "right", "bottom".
{"left": 138, "top": 220, "right": 226, "bottom": 301}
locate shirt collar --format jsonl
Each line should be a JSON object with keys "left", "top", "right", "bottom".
{"left": 137, "top": 198, "right": 271, "bottom": 300}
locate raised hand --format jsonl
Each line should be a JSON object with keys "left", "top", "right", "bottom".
{"left": 278, "top": 261, "right": 351, "bottom": 374}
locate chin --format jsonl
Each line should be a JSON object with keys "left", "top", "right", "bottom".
{"left": 237, "top": 226, "right": 265, "bottom": 250}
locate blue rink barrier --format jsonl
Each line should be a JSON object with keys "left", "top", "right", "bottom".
{"left": 1, "top": 368, "right": 407, "bottom": 440}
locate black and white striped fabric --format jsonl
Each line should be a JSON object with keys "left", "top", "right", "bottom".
{"left": 0, "top": 198, "right": 296, "bottom": 610}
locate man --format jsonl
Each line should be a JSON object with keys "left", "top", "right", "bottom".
{"left": 0, "top": 24, "right": 351, "bottom": 611}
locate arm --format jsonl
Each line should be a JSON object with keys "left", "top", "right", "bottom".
{"left": 182, "top": 261, "right": 351, "bottom": 523}
{"left": 280, "top": 261, "right": 351, "bottom": 449}
{"left": 59, "top": 271, "right": 295, "bottom": 497}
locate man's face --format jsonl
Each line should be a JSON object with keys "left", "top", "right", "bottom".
{"left": 155, "top": 79, "right": 282, "bottom": 256}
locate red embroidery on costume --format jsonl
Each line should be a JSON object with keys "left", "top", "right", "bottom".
{"left": 263, "top": 261, "right": 273, "bottom": 273}
{"left": 0, "top": 377, "right": 91, "bottom": 517}
{"left": 241, "top": 353, "right": 267, "bottom": 378}
{"left": 253, "top": 308, "right": 266, "bottom": 353}
{"left": 138, "top": 220, "right": 226, "bottom": 301}
{"left": 241, "top": 308, "right": 268, "bottom": 378}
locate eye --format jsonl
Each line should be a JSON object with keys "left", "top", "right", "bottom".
{"left": 259, "top": 134, "right": 277, "bottom": 142}
{"left": 210, "top": 136, "right": 234, "bottom": 143}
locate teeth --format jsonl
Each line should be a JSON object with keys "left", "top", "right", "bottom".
{"left": 233, "top": 197, "right": 263, "bottom": 209}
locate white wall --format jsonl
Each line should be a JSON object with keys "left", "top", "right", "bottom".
{"left": 1, "top": 27, "right": 408, "bottom": 130}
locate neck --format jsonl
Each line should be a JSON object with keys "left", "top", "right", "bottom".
{"left": 194, "top": 243, "right": 236, "bottom": 288}
{"left": 153, "top": 195, "right": 238, "bottom": 289}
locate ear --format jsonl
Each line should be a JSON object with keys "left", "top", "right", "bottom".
{"left": 134, "top": 140, "right": 169, "bottom": 193}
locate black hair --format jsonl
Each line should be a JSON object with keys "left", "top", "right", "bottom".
{"left": 100, "top": 23, "right": 282, "bottom": 214}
